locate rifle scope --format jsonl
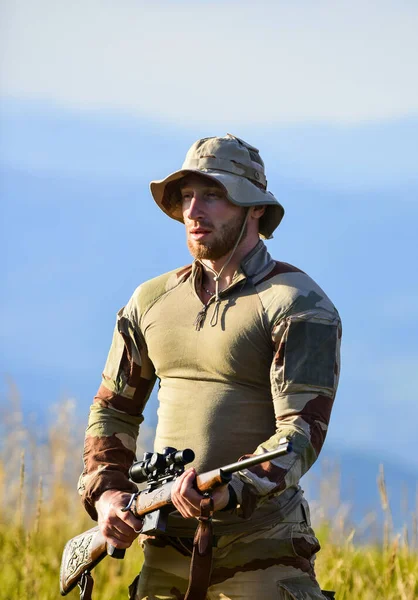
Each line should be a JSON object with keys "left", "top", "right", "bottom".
{"left": 129, "top": 447, "right": 195, "bottom": 483}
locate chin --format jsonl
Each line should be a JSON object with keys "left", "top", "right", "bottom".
{"left": 187, "top": 237, "right": 232, "bottom": 261}
{"left": 189, "top": 245, "right": 210, "bottom": 260}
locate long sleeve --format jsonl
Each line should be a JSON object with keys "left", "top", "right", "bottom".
{"left": 78, "top": 302, "right": 156, "bottom": 520}
{"left": 230, "top": 304, "right": 342, "bottom": 517}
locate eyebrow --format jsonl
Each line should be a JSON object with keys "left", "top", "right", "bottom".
{"left": 179, "top": 181, "right": 222, "bottom": 190}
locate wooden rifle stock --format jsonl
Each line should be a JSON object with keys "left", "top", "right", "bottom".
{"left": 60, "top": 470, "right": 230, "bottom": 595}
{"left": 60, "top": 440, "right": 291, "bottom": 596}
{"left": 60, "top": 526, "right": 111, "bottom": 595}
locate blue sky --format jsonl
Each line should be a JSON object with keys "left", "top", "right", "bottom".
{"left": 1, "top": 1, "right": 418, "bottom": 477}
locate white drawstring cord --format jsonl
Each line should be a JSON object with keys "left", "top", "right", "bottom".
{"left": 194, "top": 209, "right": 251, "bottom": 329}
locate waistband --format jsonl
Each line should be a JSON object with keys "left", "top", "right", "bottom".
{"left": 164, "top": 486, "right": 305, "bottom": 539}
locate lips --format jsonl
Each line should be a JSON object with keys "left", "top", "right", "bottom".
{"left": 190, "top": 228, "right": 211, "bottom": 234}
{"left": 189, "top": 227, "right": 212, "bottom": 240}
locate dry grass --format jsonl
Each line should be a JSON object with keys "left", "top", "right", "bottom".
{"left": 0, "top": 385, "right": 417, "bottom": 599}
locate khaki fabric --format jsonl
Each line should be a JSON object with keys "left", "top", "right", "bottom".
{"left": 79, "top": 238, "right": 341, "bottom": 597}
{"left": 131, "top": 503, "right": 326, "bottom": 600}
{"left": 79, "top": 240, "right": 341, "bottom": 538}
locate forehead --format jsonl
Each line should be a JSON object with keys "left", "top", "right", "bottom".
{"left": 179, "top": 174, "right": 224, "bottom": 190}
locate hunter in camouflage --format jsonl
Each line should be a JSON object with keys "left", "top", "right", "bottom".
{"left": 78, "top": 134, "right": 341, "bottom": 599}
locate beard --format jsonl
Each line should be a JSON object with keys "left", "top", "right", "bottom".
{"left": 186, "top": 210, "right": 248, "bottom": 260}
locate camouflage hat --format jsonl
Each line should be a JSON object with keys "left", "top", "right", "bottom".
{"left": 149, "top": 134, "right": 284, "bottom": 239}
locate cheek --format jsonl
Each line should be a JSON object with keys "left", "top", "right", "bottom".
{"left": 219, "top": 206, "right": 245, "bottom": 223}
{"left": 212, "top": 202, "right": 237, "bottom": 219}
{"left": 181, "top": 201, "right": 190, "bottom": 218}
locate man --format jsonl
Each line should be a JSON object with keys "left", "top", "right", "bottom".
{"left": 78, "top": 134, "right": 341, "bottom": 599}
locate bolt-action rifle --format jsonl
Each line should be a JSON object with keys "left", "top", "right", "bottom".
{"left": 60, "top": 439, "right": 292, "bottom": 598}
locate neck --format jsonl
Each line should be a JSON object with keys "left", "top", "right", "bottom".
{"left": 200, "top": 234, "right": 260, "bottom": 289}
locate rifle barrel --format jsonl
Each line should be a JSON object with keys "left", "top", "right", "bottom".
{"left": 220, "top": 442, "right": 292, "bottom": 475}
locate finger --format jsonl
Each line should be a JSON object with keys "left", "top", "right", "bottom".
{"left": 122, "top": 511, "right": 143, "bottom": 533}
{"left": 176, "top": 469, "right": 197, "bottom": 499}
{"left": 172, "top": 470, "right": 195, "bottom": 500}
{"left": 174, "top": 471, "right": 208, "bottom": 518}
{"left": 171, "top": 468, "right": 194, "bottom": 503}
{"left": 178, "top": 471, "right": 203, "bottom": 509}
{"left": 108, "top": 529, "right": 136, "bottom": 543}
{"left": 105, "top": 512, "right": 138, "bottom": 532}
{"left": 172, "top": 490, "right": 197, "bottom": 517}
{"left": 172, "top": 467, "right": 195, "bottom": 491}
{"left": 105, "top": 533, "right": 135, "bottom": 549}
{"left": 101, "top": 522, "right": 137, "bottom": 546}
{"left": 171, "top": 491, "right": 191, "bottom": 517}
{"left": 181, "top": 488, "right": 203, "bottom": 513}
{"left": 102, "top": 511, "right": 142, "bottom": 540}
{"left": 111, "top": 520, "right": 139, "bottom": 538}
{"left": 172, "top": 471, "right": 204, "bottom": 518}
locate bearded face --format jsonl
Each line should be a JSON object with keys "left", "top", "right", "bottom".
{"left": 186, "top": 210, "right": 247, "bottom": 260}
{"left": 180, "top": 175, "right": 248, "bottom": 261}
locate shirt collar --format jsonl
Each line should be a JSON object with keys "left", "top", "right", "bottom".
{"left": 190, "top": 239, "right": 275, "bottom": 288}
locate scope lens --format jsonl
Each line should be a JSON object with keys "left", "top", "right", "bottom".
{"left": 129, "top": 462, "right": 149, "bottom": 483}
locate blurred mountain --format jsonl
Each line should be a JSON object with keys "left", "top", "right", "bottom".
{"left": 305, "top": 445, "right": 417, "bottom": 538}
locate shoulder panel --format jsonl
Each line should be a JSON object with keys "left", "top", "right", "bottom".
{"left": 257, "top": 261, "right": 305, "bottom": 284}
{"left": 255, "top": 262, "right": 338, "bottom": 326}
{"left": 127, "top": 264, "right": 192, "bottom": 324}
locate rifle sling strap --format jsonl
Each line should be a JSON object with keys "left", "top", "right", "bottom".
{"left": 78, "top": 570, "right": 94, "bottom": 600}
{"left": 184, "top": 495, "right": 214, "bottom": 600}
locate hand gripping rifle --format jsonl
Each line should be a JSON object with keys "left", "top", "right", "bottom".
{"left": 60, "top": 439, "right": 292, "bottom": 599}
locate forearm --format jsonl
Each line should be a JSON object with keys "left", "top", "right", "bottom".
{"left": 221, "top": 383, "right": 337, "bottom": 516}
{"left": 78, "top": 403, "right": 142, "bottom": 519}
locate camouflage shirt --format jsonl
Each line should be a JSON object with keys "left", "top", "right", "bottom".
{"left": 79, "top": 240, "right": 341, "bottom": 535}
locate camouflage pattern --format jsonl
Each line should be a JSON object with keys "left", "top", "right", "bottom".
{"left": 131, "top": 500, "right": 327, "bottom": 599}
{"left": 228, "top": 254, "right": 342, "bottom": 518}
{"left": 150, "top": 133, "right": 285, "bottom": 239}
{"left": 78, "top": 305, "right": 157, "bottom": 519}
{"left": 79, "top": 238, "right": 341, "bottom": 593}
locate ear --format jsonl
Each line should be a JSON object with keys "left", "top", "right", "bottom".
{"left": 250, "top": 205, "right": 266, "bottom": 220}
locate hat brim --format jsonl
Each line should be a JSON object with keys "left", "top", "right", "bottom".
{"left": 150, "top": 168, "right": 284, "bottom": 239}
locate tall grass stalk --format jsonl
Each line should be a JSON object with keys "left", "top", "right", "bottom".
{"left": 0, "top": 386, "right": 417, "bottom": 599}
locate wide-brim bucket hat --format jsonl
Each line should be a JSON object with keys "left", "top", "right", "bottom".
{"left": 150, "top": 134, "right": 284, "bottom": 239}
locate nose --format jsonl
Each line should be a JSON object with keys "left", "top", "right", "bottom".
{"left": 184, "top": 194, "right": 205, "bottom": 221}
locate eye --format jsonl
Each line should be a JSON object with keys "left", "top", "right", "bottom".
{"left": 206, "top": 189, "right": 222, "bottom": 199}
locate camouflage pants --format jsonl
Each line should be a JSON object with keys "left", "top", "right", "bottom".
{"left": 130, "top": 503, "right": 327, "bottom": 600}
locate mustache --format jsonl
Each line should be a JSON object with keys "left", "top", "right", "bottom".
{"left": 187, "top": 220, "right": 214, "bottom": 230}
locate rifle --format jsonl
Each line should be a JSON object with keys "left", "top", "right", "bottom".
{"left": 60, "top": 439, "right": 292, "bottom": 597}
